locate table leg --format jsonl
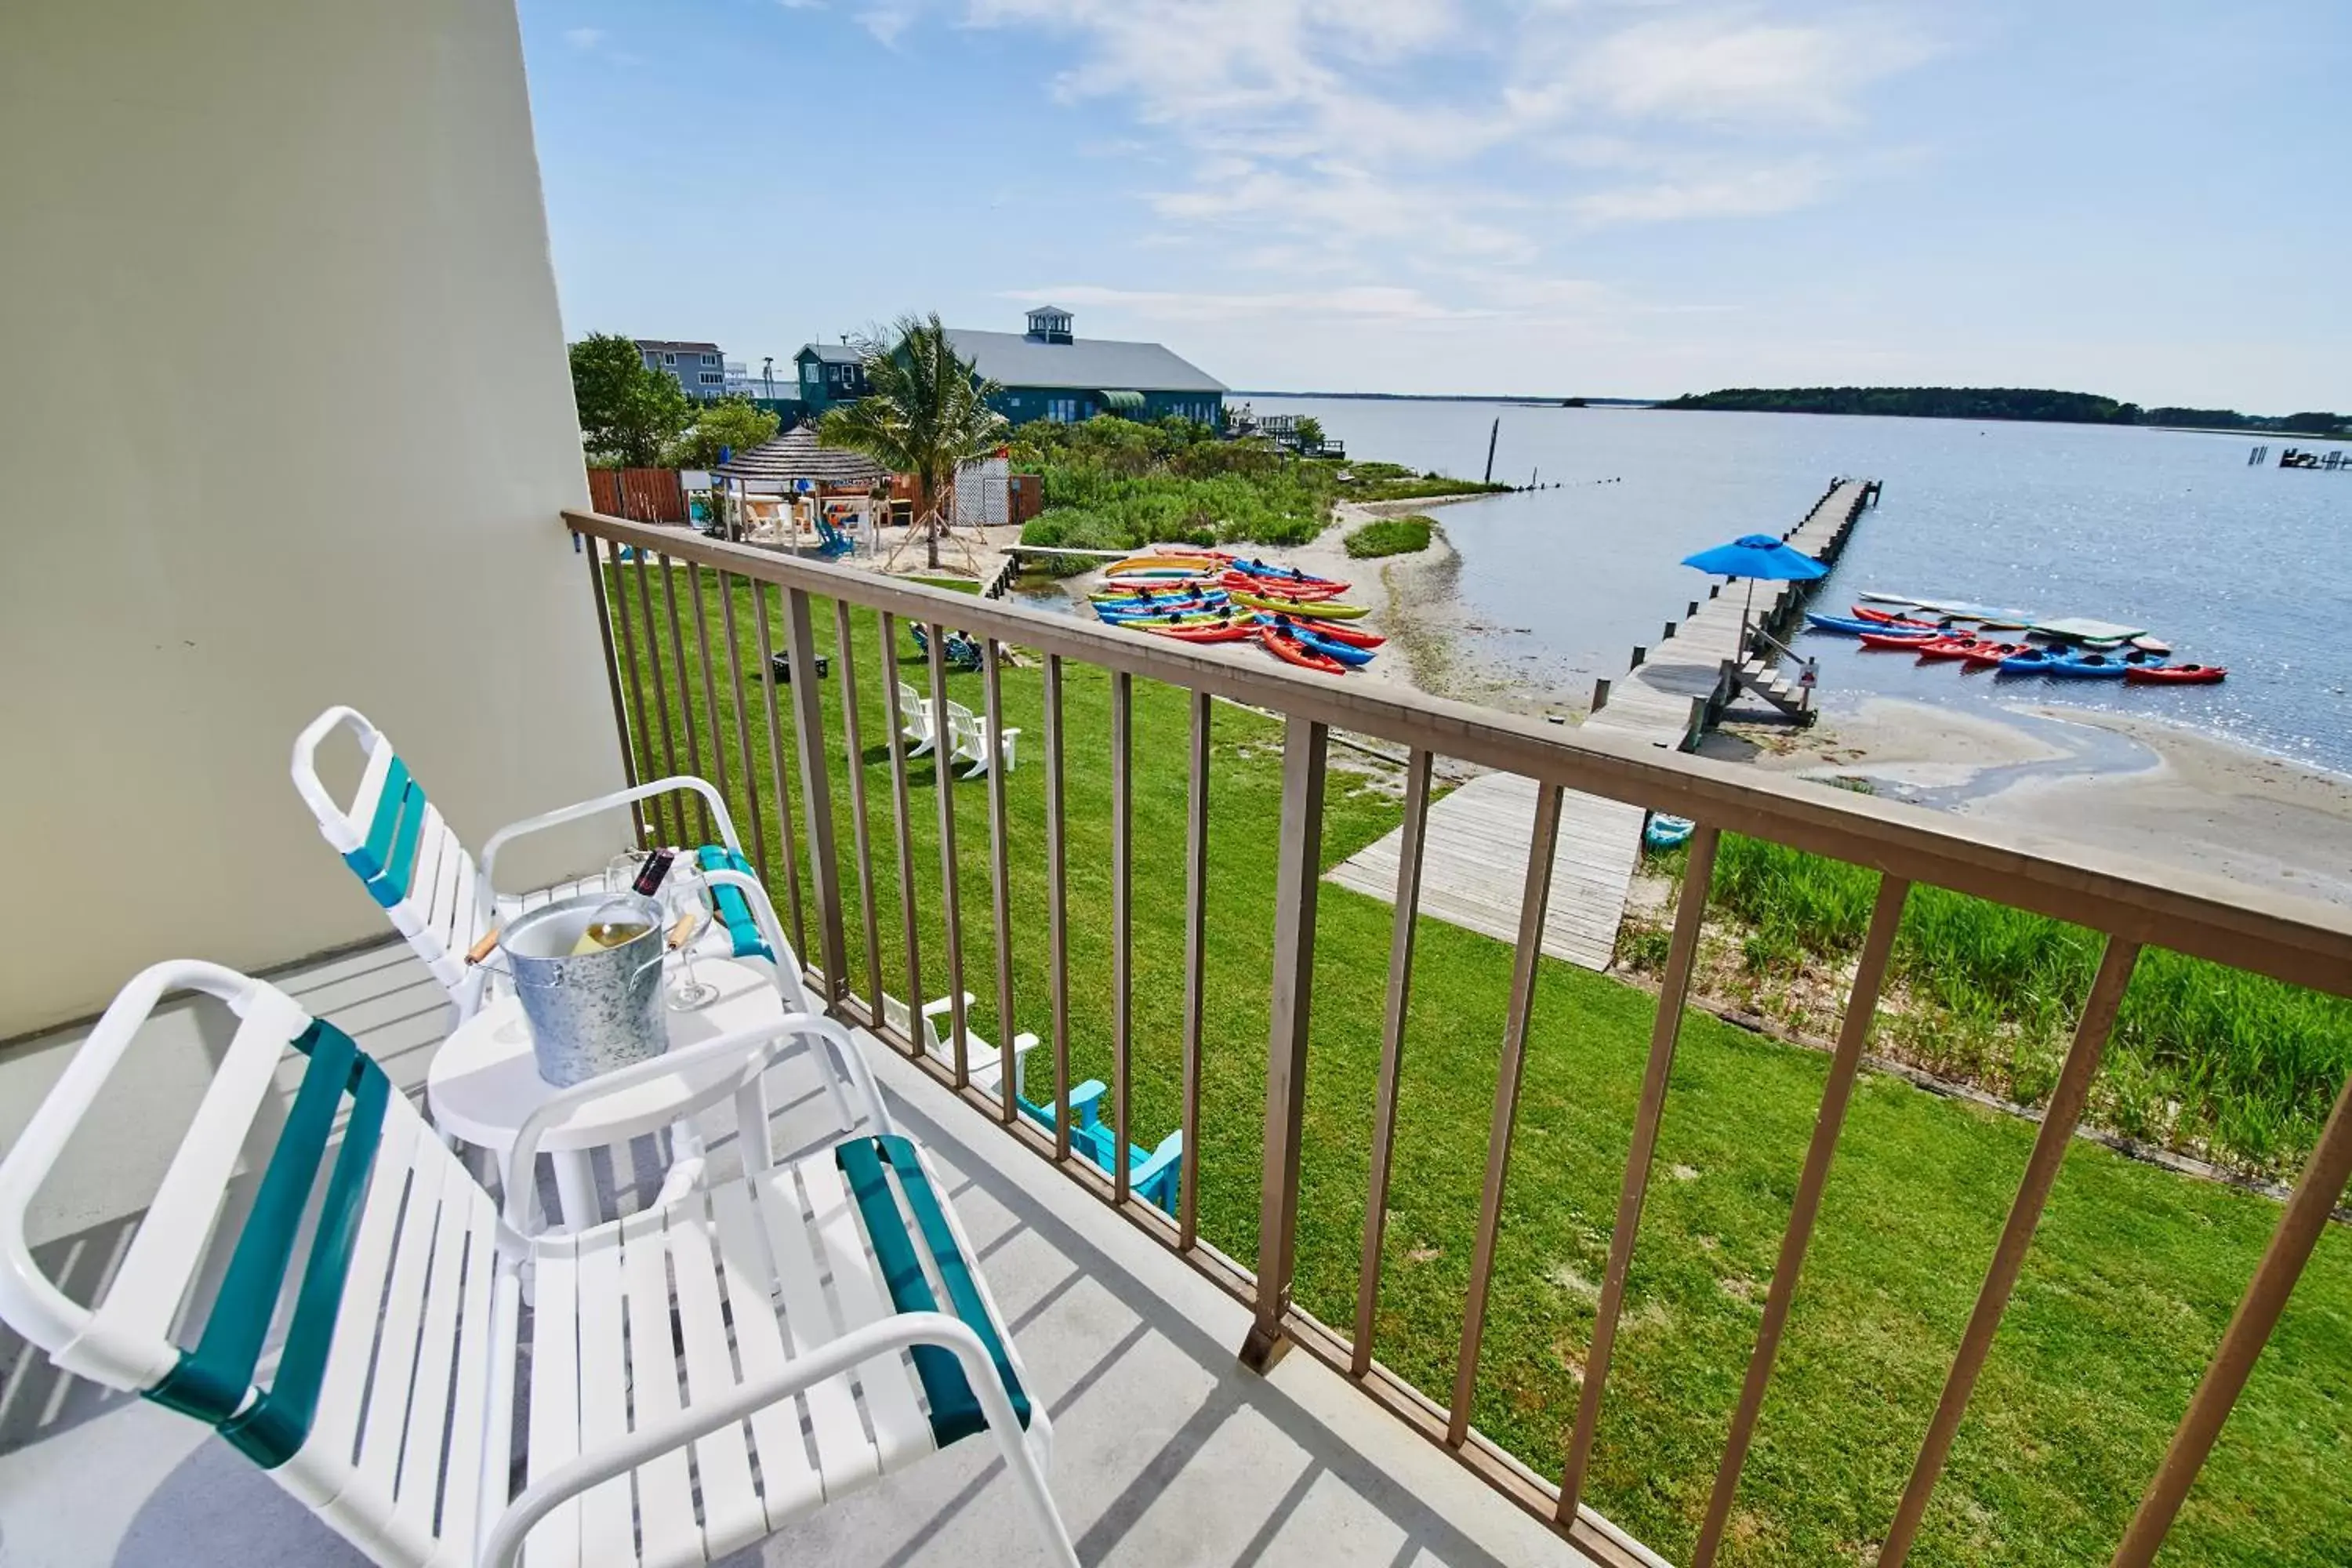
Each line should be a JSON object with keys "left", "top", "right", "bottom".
{"left": 735, "top": 1079, "right": 774, "bottom": 1172}
{"left": 553, "top": 1149, "right": 600, "bottom": 1231}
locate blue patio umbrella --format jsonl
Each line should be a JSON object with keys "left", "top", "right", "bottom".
{"left": 1682, "top": 533, "right": 1827, "bottom": 641}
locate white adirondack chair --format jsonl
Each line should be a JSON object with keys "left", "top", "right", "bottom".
{"left": 944, "top": 699, "right": 1020, "bottom": 779}
{"left": 896, "top": 680, "right": 939, "bottom": 757}
{"left": 0, "top": 961, "right": 1077, "bottom": 1568}
{"left": 882, "top": 991, "right": 1040, "bottom": 1102}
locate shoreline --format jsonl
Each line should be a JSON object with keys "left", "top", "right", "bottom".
{"left": 1710, "top": 692, "right": 2352, "bottom": 907}
{"left": 1345, "top": 504, "right": 2352, "bottom": 906}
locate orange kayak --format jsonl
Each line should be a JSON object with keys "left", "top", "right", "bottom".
{"left": 1258, "top": 626, "right": 1347, "bottom": 674}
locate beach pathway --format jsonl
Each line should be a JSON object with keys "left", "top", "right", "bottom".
{"left": 1327, "top": 478, "right": 1875, "bottom": 970}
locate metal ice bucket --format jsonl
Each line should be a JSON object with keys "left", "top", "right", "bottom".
{"left": 497, "top": 892, "right": 670, "bottom": 1087}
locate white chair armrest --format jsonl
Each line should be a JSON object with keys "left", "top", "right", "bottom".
{"left": 480, "top": 1312, "right": 1024, "bottom": 1568}
{"left": 0, "top": 960, "right": 267, "bottom": 1388}
{"left": 921, "top": 992, "right": 978, "bottom": 1020}
{"left": 476, "top": 775, "right": 742, "bottom": 916}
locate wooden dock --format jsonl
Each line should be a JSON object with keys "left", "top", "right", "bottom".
{"left": 1327, "top": 477, "right": 1877, "bottom": 971}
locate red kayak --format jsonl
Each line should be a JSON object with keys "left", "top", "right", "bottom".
{"left": 1257, "top": 626, "right": 1347, "bottom": 674}
{"left": 1853, "top": 604, "right": 1941, "bottom": 629}
{"left": 2125, "top": 663, "right": 2227, "bottom": 684}
{"left": 1220, "top": 571, "right": 1346, "bottom": 601}
{"left": 1958, "top": 641, "right": 2029, "bottom": 666}
{"left": 1915, "top": 636, "right": 1986, "bottom": 660}
{"left": 1146, "top": 621, "right": 1255, "bottom": 644}
{"left": 1271, "top": 617, "right": 1383, "bottom": 648}
{"left": 1858, "top": 629, "right": 1940, "bottom": 649}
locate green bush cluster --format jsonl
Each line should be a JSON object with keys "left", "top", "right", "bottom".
{"left": 1011, "top": 416, "right": 1505, "bottom": 571}
{"left": 1342, "top": 514, "right": 1434, "bottom": 558}
{"left": 1014, "top": 417, "right": 1334, "bottom": 566}
{"left": 1705, "top": 834, "right": 2352, "bottom": 1173}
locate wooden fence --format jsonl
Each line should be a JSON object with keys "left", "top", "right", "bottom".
{"left": 586, "top": 467, "right": 688, "bottom": 523}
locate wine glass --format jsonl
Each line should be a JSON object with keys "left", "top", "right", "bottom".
{"left": 663, "top": 865, "right": 720, "bottom": 1011}
{"left": 605, "top": 848, "right": 651, "bottom": 897}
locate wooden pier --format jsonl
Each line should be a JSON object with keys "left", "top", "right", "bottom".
{"left": 1328, "top": 477, "right": 1878, "bottom": 971}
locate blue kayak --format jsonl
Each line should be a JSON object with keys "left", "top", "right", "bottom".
{"left": 1644, "top": 813, "right": 1696, "bottom": 851}
{"left": 1998, "top": 648, "right": 2057, "bottom": 673}
{"left": 1290, "top": 626, "right": 1374, "bottom": 666}
{"left": 1093, "top": 590, "right": 1228, "bottom": 612}
{"left": 2045, "top": 652, "right": 2147, "bottom": 678}
{"left": 1808, "top": 612, "right": 1932, "bottom": 637}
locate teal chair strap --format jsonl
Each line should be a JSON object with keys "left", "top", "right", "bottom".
{"left": 147, "top": 1019, "right": 391, "bottom": 1469}
{"left": 836, "top": 1135, "right": 1029, "bottom": 1447}
{"left": 343, "top": 755, "right": 426, "bottom": 909}
{"left": 695, "top": 844, "right": 774, "bottom": 961}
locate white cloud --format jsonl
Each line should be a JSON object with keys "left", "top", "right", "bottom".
{"left": 1573, "top": 159, "right": 1832, "bottom": 224}
{"left": 859, "top": 5, "right": 913, "bottom": 45}
{"left": 1560, "top": 13, "right": 1935, "bottom": 128}
{"left": 777, "top": 0, "right": 825, "bottom": 9}
{"left": 998, "top": 282, "right": 1497, "bottom": 323}
{"left": 861, "top": 4, "right": 1938, "bottom": 328}
{"left": 563, "top": 26, "right": 606, "bottom": 49}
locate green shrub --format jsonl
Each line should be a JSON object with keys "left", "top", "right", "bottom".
{"left": 1704, "top": 833, "right": 2352, "bottom": 1173}
{"left": 1344, "top": 515, "right": 1435, "bottom": 558}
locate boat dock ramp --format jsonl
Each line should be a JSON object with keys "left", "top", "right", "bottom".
{"left": 1329, "top": 477, "right": 1878, "bottom": 971}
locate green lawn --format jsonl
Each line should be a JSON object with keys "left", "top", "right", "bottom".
{"left": 602, "top": 561, "right": 2352, "bottom": 1568}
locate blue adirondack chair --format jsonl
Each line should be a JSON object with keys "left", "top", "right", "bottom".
{"left": 1017, "top": 1082, "right": 1182, "bottom": 1216}
{"left": 909, "top": 622, "right": 985, "bottom": 672}
{"left": 813, "top": 514, "right": 855, "bottom": 559}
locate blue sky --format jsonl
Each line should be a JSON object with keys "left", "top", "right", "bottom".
{"left": 519, "top": 2, "right": 2348, "bottom": 411}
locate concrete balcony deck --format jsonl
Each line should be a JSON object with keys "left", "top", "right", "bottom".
{"left": 0, "top": 938, "right": 1581, "bottom": 1568}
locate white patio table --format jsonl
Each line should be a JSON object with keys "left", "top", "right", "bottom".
{"left": 427, "top": 954, "right": 782, "bottom": 1229}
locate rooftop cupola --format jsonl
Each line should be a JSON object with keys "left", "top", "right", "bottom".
{"left": 1024, "top": 306, "right": 1074, "bottom": 344}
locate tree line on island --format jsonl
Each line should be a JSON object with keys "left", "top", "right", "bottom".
{"left": 1657, "top": 385, "right": 2349, "bottom": 435}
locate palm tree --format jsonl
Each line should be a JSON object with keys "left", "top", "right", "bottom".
{"left": 818, "top": 313, "right": 1008, "bottom": 572}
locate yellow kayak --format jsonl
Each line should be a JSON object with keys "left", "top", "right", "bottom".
{"left": 1229, "top": 589, "right": 1369, "bottom": 620}
{"left": 1106, "top": 557, "right": 1221, "bottom": 577}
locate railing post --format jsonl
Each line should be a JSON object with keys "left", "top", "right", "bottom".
{"left": 782, "top": 587, "right": 849, "bottom": 1003}
{"left": 1560, "top": 825, "right": 1723, "bottom": 1518}
{"left": 582, "top": 535, "right": 646, "bottom": 846}
{"left": 1878, "top": 937, "right": 2142, "bottom": 1566}
{"left": 1241, "top": 717, "right": 1327, "bottom": 1373}
{"left": 2111, "top": 1065, "right": 2352, "bottom": 1567}
{"left": 1448, "top": 779, "right": 1563, "bottom": 1446}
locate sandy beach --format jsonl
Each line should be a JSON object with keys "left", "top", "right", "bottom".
{"left": 1711, "top": 695, "right": 2352, "bottom": 907}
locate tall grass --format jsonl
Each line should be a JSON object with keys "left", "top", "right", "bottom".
{"left": 1706, "top": 835, "right": 2352, "bottom": 1174}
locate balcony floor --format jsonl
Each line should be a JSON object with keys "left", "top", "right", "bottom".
{"left": 0, "top": 939, "right": 1581, "bottom": 1567}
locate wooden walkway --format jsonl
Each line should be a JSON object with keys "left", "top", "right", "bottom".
{"left": 1327, "top": 479, "right": 1876, "bottom": 971}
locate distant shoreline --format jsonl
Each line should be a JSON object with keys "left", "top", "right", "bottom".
{"left": 1236, "top": 389, "right": 2350, "bottom": 439}
{"left": 1233, "top": 390, "right": 1657, "bottom": 407}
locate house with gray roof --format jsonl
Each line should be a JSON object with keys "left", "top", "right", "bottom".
{"left": 636, "top": 338, "right": 728, "bottom": 401}
{"left": 949, "top": 307, "right": 1224, "bottom": 428}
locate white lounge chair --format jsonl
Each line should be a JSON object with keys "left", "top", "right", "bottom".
{"left": 883, "top": 990, "right": 1041, "bottom": 1102}
{"left": 0, "top": 961, "right": 1078, "bottom": 1568}
{"left": 945, "top": 699, "right": 1021, "bottom": 779}
{"left": 291, "top": 705, "right": 866, "bottom": 1214}
{"left": 897, "top": 680, "right": 940, "bottom": 757}
{"left": 292, "top": 705, "right": 758, "bottom": 1021}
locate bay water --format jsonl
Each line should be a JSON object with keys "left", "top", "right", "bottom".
{"left": 1254, "top": 395, "right": 2352, "bottom": 777}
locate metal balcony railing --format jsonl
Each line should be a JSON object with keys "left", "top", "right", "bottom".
{"left": 563, "top": 508, "right": 2352, "bottom": 1568}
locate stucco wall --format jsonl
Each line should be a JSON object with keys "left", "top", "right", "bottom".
{"left": 0, "top": 0, "right": 621, "bottom": 1036}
